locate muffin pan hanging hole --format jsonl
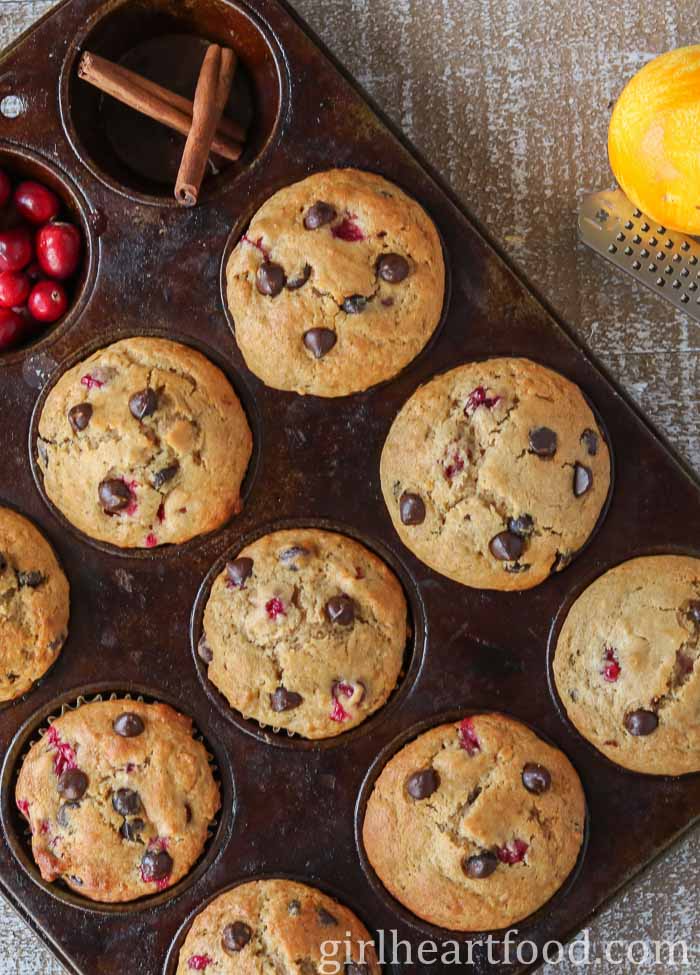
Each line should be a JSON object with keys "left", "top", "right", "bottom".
{"left": 60, "top": 0, "right": 287, "bottom": 204}
{"left": 189, "top": 517, "right": 428, "bottom": 751}
{"left": 0, "top": 684, "right": 235, "bottom": 914}
{"left": 0, "top": 144, "right": 97, "bottom": 365}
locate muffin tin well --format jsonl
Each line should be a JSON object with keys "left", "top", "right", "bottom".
{"left": 0, "top": 144, "right": 98, "bottom": 365}
{"left": 27, "top": 325, "right": 264, "bottom": 560}
{"left": 60, "top": 0, "right": 288, "bottom": 204}
{"left": 0, "top": 685, "right": 234, "bottom": 914}
{"left": 189, "top": 517, "right": 427, "bottom": 750}
{"left": 0, "top": 0, "right": 699, "bottom": 973}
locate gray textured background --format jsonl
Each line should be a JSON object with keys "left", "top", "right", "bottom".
{"left": 1, "top": 0, "right": 698, "bottom": 972}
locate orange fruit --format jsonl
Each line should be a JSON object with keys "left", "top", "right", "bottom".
{"left": 608, "top": 46, "right": 700, "bottom": 235}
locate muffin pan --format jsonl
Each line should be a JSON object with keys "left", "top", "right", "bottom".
{"left": 0, "top": 0, "right": 699, "bottom": 972}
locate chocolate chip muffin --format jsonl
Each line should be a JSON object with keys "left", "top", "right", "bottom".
{"left": 380, "top": 357, "right": 611, "bottom": 590}
{"left": 362, "top": 713, "right": 586, "bottom": 931}
{"left": 0, "top": 507, "right": 69, "bottom": 703}
{"left": 15, "top": 699, "right": 220, "bottom": 902}
{"left": 176, "top": 878, "right": 380, "bottom": 974}
{"left": 553, "top": 555, "right": 700, "bottom": 776}
{"left": 36, "top": 337, "right": 252, "bottom": 549}
{"left": 225, "top": 168, "right": 445, "bottom": 397}
{"left": 200, "top": 529, "right": 408, "bottom": 739}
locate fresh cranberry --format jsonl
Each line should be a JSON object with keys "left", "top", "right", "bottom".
{"left": 265, "top": 597, "right": 286, "bottom": 620}
{"left": 145, "top": 532, "right": 158, "bottom": 548}
{"left": 497, "top": 839, "right": 529, "bottom": 864}
{"left": 0, "top": 308, "right": 25, "bottom": 350}
{"left": 188, "top": 958, "right": 213, "bottom": 971}
{"left": 0, "top": 270, "right": 30, "bottom": 308}
{"left": 464, "top": 386, "right": 501, "bottom": 415}
{"left": 458, "top": 717, "right": 481, "bottom": 756}
{"left": 46, "top": 725, "right": 77, "bottom": 777}
{"left": 331, "top": 215, "right": 364, "bottom": 242}
{"left": 28, "top": 280, "right": 68, "bottom": 323}
{"left": 0, "top": 226, "right": 33, "bottom": 273}
{"left": 14, "top": 181, "right": 61, "bottom": 225}
{"left": 36, "top": 221, "right": 81, "bottom": 279}
{"left": 602, "top": 646, "right": 621, "bottom": 683}
{"left": 0, "top": 169, "right": 10, "bottom": 209}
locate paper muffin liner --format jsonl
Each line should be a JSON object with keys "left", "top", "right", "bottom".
{"left": 12, "top": 690, "right": 222, "bottom": 904}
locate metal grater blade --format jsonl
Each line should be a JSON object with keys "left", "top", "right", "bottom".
{"left": 578, "top": 189, "right": 700, "bottom": 322}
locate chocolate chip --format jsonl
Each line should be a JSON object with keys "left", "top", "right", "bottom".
{"left": 581, "top": 428, "right": 599, "bottom": 455}
{"left": 377, "top": 253, "right": 410, "bottom": 283}
{"left": 288, "top": 899, "right": 301, "bottom": 916}
{"left": 508, "top": 514, "right": 534, "bottom": 536}
{"left": 303, "top": 328, "right": 337, "bottom": 358}
{"left": 624, "top": 709, "right": 658, "bottom": 736}
{"left": 68, "top": 403, "right": 92, "bottom": 433}
{"left": 522, "top": 763, "right": 552, "bottom": 794}
{"left": 57, "top": 801, "right": 80, "bottom": 828}
{"left": 222, "top": 921, "right": 252, "bottom": 953}
{"left": 0, "top": 553, "right": 6, "bottom": 573}
{"left": 325, "top": 594, "right": 355, "bottom": 625}
{"left": 279, "top": 545, "right": 309, "bottom": 564}
{"left": 256, "top": 261, "right": 286, "bottom": 296}
{"left": 185, "top": 803, "right": 192, "bottom": 824}
{"left": 573, "top": 463, "right": 593, "bottom": 497}
{"left": 112, "top": 788, "right": 141, "bottom": 816}
{"left": 197, "top": 634, "right": 213, "bottom": 664}
{"left": 489, "top": 531, "right": 524, "bottom": 561}
{"left": 152, "top": 462, "right": 179, "bottom": 489}
{"left": 226, "top": 557, "right": 253, "bottom": 588}
{"left": 140, "top": 849, "right": 172, "bottom": 881}
{"left": 129, "top": 388, "right": 157, "bottom": 421}
{"left": 529, "top": 426, "right": 558, "bottom": 457}
{"left": 686, "top": 600, "right": 700, "bottom": 624}
{"left": 406, "top": 768, "right": 440, "bottom": 800}
{"left": 317, "top": 907, "right": 337, "bottom": 926}
{"left": 286, "top": 264, "right": 312, "bottom": 290}
{"left": 113, "top": 712, "right": 145, "bottom": 737}
{"left": 98, "top": 478, "right": 131, "bottom": 514}
{"left": 304, "top": 202, "right": 337, "bottom": 230}
{"left": 57, "top": 768, "right": 88, "bottom": 801}
{"left": 120, "top": 817, "right": 145, "bottom": 842}
{"left": 399, "top": 492, "right": 426, "bottom": 525}
{"left": 342, "top": 294, "right": 367, "bottom": 314}
{"left": 270, "top": 687, "right": 303, "bottom": 712}
{"left": 17, "top": 570, "right": 44, "bottom": 588}
{"left": 462, "top": 852, "right": 498, "bottom": 879}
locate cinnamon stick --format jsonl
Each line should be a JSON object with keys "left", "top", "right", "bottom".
{"left": 175, "top": 46, "right": 237, "bottom": 206}
{"left": 78, "top": 51, "right": 242, "bottom": 162}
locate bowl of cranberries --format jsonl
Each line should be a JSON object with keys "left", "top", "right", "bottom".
{"left": 0, "top": 166, "right": 84, "bottom": 354}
